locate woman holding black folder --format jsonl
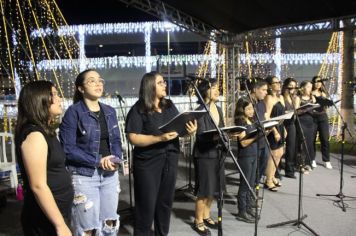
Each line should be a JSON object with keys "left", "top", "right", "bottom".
{"left": 311, "top": 76, "right": 332, "bottom": 169}
{"left": 125, "top": 72, "right": 197, "bottom": 236}
{"left": 193, "top": 79, "right": 225, "bottom": 234}
{"left": 234, "top": 97, "right": 258, "bottom": 223}
{"left": 297, "top": 80, "right": 316, "bottom": 171}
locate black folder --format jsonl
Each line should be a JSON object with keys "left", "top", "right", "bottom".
{"left": 158, "top": 110, "right": 207, "bottom": 136}
{"left": 202, "top": 125, "right": 246, "bottom": 135}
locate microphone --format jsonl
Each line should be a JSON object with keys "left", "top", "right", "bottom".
{"left": 115, "top": 91, "right": 125, "bottom": 104}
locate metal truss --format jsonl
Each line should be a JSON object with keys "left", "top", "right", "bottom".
{"left": 223, "top": 15, "right": 356, "bottom": 43}
{"left": 117, "top": 0, "right": 224, "bottom": 42}
{"left": 117, "top": 1, "right": 356, "bottom": 44}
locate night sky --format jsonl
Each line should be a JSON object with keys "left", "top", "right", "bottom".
{"left": 56, "top": 0, "right": 157, "bottom": 25}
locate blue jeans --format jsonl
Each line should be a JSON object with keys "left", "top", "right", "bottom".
{"left": 71, "top": 169, "right": 120, "bottom": 236}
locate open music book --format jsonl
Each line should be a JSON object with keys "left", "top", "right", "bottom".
{"left": 264, "top": 111, "right": 294, "bottom": 124}
{"left": 202, "top": 125, "right": 246, "bottom": 135}
{"left": 158, "top": 110, "right": 207, "bottom": 136}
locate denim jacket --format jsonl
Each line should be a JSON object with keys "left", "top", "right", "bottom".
{"left": 59, "top": 100, "right": 122, "bottom": 177}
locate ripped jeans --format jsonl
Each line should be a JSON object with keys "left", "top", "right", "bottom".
{"left": 71, "top": 169, "right": 120, "bottom": 236}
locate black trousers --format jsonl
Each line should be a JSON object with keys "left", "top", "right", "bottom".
{"left": 237, "top": 155, "right": 257, "bottom": 213}
{"left": 133, "top": 152, "right": 179, "bottom": 236}
{"left": 313, "top": 114, "right": 330, "bottom": 162}
{"left": 285, "top": 123, "right": 297, "bottom": 175}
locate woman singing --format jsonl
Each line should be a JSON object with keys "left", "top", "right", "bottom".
{"left": 125, "top": 72, "right": 197, "bottom": 236}
{"left": 193, "top": 79, "right": 225, "bottom": 234}
{"left": 311, "top": 76, "right": 332, "bottom": 169}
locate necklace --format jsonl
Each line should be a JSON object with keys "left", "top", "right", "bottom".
{"left": 93, "top": 110, "right": 101, "bottom": 118}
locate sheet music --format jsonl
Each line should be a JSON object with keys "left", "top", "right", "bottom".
{"left": 158, "top": 110, "right": 207, "bottom": 136}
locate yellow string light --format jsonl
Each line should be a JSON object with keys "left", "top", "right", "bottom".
{"left": 0, "top": 0, "right": 15, "bottom": 85}
{"left": 43, "top": 0, "right": 79, "bottom": 74}
{"left": 26, "top": 0, "right": 64, "bottom": 97}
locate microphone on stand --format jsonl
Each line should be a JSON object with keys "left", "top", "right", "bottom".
{"left": 186, "top": 74, "right": 209, "bottom": 82}
{"left": 115, "top": 91, "right": 125, "bottom": 104}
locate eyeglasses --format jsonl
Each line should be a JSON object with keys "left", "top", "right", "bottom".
{"left": 157, "top": 80, "right": 167, "bottom": 86}
{"left": 85, "top": 78, "right": 105, "bottom": 87}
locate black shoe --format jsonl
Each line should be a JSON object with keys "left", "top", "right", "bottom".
{"left": 193, "top": 222, "right": 211, "bottom": 235}
{"left": 285, "top": 173, "right": 296, "bottom": 179}
{"left": 246, "top": 208, "right": 260, "bottom": 220}
{"left": 236, "top": 212, "right": 255, "bottom": 223}
{"left": 203, "top": 217, "right": 218, "bottom": 229}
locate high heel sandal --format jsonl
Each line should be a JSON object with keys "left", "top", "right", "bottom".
{"left": 264, "top": 182, "right": 278, "bottom": 192}
{"left": 193, "top": 221, "right": 211, "bottom": 235}
{"left": 273, "top": 178, "right": 282, "bottom": 187}
{"left": 203, "top": 217, "right": 218, "bottom": 229}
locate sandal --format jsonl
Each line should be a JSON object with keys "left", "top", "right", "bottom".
{"left": 193, "top": 221, "right": 211, "bottom": 235}
{"left": 273, "top": 178, "right": 282, "bottom": 187}
{"left": 203, "top": 217, "right": 218, "bottom": 229}
{"left": 264, "top": 182, "right": 279, "bottom": 192}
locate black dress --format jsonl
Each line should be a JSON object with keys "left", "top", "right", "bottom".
{"left": 267, "top": 101, "right": 286, "bottom": 150}
{"left": 297, "top": 97, "right": 315, "bottom": 165}
{"left": 284, "top": 99, "right": 297, "bottom": 175}
{"left": 15, "top": 124, "right": 74, "bottom": 236}
{"left": 194, "top": 104, "right": 226, "bottom": 197}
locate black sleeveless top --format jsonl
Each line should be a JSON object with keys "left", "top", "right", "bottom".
{"left": 267, "top": 101, "right": 286, "bottom": 149}
{"left": 16, "top": 124, "right": 74, "bottom": 220}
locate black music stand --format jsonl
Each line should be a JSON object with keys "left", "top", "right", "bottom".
{"left": 315, "top": 81, "right": 355, "bottom": 212}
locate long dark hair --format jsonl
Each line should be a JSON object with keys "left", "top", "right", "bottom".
{"left": 311, "top": 75, "right": 327, "bottom": 93}
{"left": 138, "top": 71, "right": 170, "bottom": 113}
{"left": 298, "top": 80, "right": 313, "bottom": 98}
{"left": 16, "top": 80, "right": 56, "bottom": 138}
{"left": 282, "top": 77, "right": 297, "bottom": 96}
{"left": 197, "top": 78, "right": 217, "bottom": 104}
{"left": 265, "top": 75, "right": 277, "bottom": 95}
{"left": 73, "top": 69, "right": 96, "bottom": 104}
{"left": 234, "top": 96, "right": 252, "bottom": 124}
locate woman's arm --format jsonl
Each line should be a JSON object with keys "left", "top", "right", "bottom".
{"left": 21, "top": 132, "right": 71, "bottom": 236}
{"left": 128, "top": 132, "right": 178, "bottom": 147}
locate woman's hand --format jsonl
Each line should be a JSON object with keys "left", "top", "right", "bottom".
{"left": 185, "top": 120, "right": 197, "bottom": 135}
{"left": 160, "top": 131, "right": 179, "bottom": 142}
{"left": 274, "top": 131, "right": 281, "bottom": 142}
{"left": 100, "top": 155, "right": 118, "bottom": 171}
{"left": 56, "top": 223, "right": 72, "bottom": 236}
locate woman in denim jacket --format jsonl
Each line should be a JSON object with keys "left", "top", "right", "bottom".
{"left": 59, "top": 69, "right": 122, "bottom": 236}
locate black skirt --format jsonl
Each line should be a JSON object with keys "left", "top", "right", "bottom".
{"left": 194, "top": 157, "right": 226, "bottom": 198}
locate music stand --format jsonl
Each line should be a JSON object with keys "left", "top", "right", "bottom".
{"left": 315, "top": 80, "right": 355, "bottom": 212}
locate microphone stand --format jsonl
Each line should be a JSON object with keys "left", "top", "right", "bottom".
{"left": 176, "top": 84, "right": 195, "bottom": 194}
{"left": 117, "top": 96, "right": 134, "bottom": 215}
{"left": 187, "top": 78, "right": 256, "bottom": 236}
{"left": 315, "top": 81, "right": 355, "bottom": 212}
{"left": 267, "top": 89, "right": 318, "bottom": 236}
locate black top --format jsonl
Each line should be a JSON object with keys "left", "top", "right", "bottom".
{"left": 284, "top": 98, "right": 296, "bottom": 126}
{"left": 255, "top": 100, "right": 267, "bottom": 149}
{"left": 15, "top": 124, "right": 74, "bottom": 219}
{"left": 194, "top": 104, "right": 225, "bottom": 159}
{"left": 235, "top": 118, "right": 257, "bottom": 158}
{"left": 95, "top": 110, "right": 111, "bottom": 157}
{"left": 125, "top": 100, "right": 180, "bottom": 159}
{"left": 299, "top": 97, "right": 315, "bottom": 118}
{"left": 267, "top": 101, "right": 285, "bottom": 143}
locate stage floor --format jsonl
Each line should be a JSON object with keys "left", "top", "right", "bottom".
{"left": 1, "top": 151, "right": 356, "bottom": 236}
